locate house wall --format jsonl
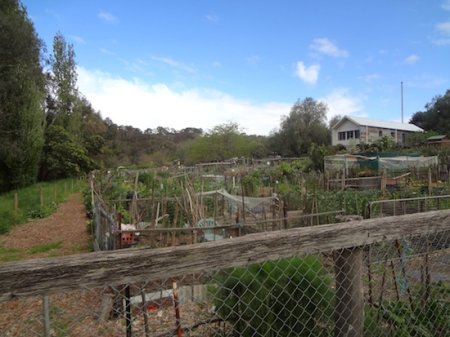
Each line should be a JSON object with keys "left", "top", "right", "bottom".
{"left": 332, "top": 120, "right": 363, "bottom": 147}
{"left": 332, "top": 120, "right": 413, "bottom": 147}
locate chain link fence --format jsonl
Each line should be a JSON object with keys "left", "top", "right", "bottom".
{"left": 1, "top": 211, "right": 449, "bottom": 337}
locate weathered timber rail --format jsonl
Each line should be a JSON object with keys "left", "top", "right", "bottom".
{"left": 1, "top": 209, "right": 450, "bottom": 302}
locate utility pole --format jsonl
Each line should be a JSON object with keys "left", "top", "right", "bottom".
{"left": 401, "top": 81, "right": 404, "bottom": 123}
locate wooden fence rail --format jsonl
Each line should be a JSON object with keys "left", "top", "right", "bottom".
{"left": 1, "top": 209, "right": 450, "bottom": 302}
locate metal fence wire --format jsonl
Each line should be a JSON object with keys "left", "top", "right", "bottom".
{"left": 1, "top": 220, "right": 449, "bottom": 337}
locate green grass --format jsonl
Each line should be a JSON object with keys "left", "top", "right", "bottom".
{"left": 0, "top": 241, "right": 65, "bottom": 262}
{"left": 28, "top": 241, "right": 63, "bottom": 254}
{"left": 0, "top": 178, "right": 85, "bottom": 234}
{"left": 0, "top": 243, "right": 24, "bottom": 262}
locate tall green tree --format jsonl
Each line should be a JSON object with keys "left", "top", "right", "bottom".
{"left": 0, "top": 0, "right": 45, "bottom": 191}
{"left": 47, "top": 32, "right": 80, "bottom": 134}
{"left": 410, "top": 89, "right": 450, "bottom": 134}
{"left": 269, "top": 97, "right": 329, "bottom": 156}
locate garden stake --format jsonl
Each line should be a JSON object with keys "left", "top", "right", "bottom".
{"left": 390, "top": 260, "right": 400, "bottom": 301}
{"left": 394, "top": 239, "right": 414, "bottom": 311}
{"left": 367, "top": 246, "right": 374, "bottom": 306}
{"left": 376, "top": 256, "right": 389, "bottom": 322}
{"left": 140, "top": 289, "right": 150, "bottom": 337}
{"left": 172, "top": 281, "right": 183, "bottom": 337}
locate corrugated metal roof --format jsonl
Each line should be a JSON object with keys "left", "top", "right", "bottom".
{"left": 337, "top": 115, "right": 423, "bottom": 132}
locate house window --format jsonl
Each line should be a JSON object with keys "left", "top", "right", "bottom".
{"left": 355, "top": 130, "right": 360, "bottom": 139}
{"left": 379, "top": 130, "right": 382, "bottom": 137}
{"left": 391, "top": 131, "right": 395, "bottom": 137}
{"left": 346, "top": 130, "right": 354, "bottom": 139}
{"left": 338, "top": 132, "right": 346, "bottom": 140}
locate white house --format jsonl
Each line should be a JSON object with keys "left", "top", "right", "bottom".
{"left": 331, "top": 115, "right": 423, "bottom": 147}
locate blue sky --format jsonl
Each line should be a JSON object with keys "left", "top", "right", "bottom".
{"left": 22, "top": 0, "right": 450, "bottom": 135}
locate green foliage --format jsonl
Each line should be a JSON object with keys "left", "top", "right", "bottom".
{"left": 269, "top": 97, "right": 330, "bottom": 156}
{"left": 40, "top": 125, "right": 96, "bottom": 180}
{"left": 241, "top": 171, "right": 260, "bottom": 196}
{"left": 315, "top": 190, "right": 380, "bottom": 218}
{"left": 213, "top": 256, "right": 334, "bottom": 337}
{"left": 0, "top": 0, "right": 45, "bottom": 192}
{"left": 0, "top": 178, "right": 83, "bottom": 234}
{"left": 186, "top": 122, "right": 266, "bottom": 164}
{"left": 373, "top": 282, "right": 450, "bottom": 337}
{"left": 410, "top": 89, "right": 450, "bottom": 134}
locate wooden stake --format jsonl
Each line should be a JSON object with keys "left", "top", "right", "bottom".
{"left": 172, "top": 281, "right": 183, "bottom": 337}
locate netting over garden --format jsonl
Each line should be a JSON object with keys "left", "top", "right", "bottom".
{"left": 324, "top": 154, "right": 439, "bottom": 177}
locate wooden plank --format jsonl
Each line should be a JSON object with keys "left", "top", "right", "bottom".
{"left": 1, "top": 210, "right": 450, "bottom": 301}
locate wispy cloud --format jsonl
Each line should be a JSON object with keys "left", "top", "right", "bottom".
{"left": 98, "top": 10, "right": 118, "bottom": 23}
{"left": 151, "top": 56, "right": 196, "bottom": 73}
{"left": 295, "top": 61, "right": 320, "bottom": 85}
{"left": 77, "top": 67, "right": 290, "bottom": 135}
{"left": 246, "top": 55, "right": 261, "bottom": 66}
{"left": 360, "top": 73, "right": 381, "bottom": 82}
{"left": 206, "top": 14, "right": 219, "bottom": 23}
{"left": 100, "top": 48, "right": 115, "bottom": 56}
{"left": 310, "top": 38, "right": 349, "bottom": 58}
{"left": 433, "top": 21, "right": 450, "bottom": 45}
{"left": 71, "top": 35, "right": 86, "bottom": 44}
{"left": 320, "top": 88, "right": 363, "bottom": 120}
{"left": 436, "top": 21, "right": 450, "bottom": 35}
{"left": 404, "top": 54, "right": 419, "bottom": 65}
{"left": 442, "top": 0, "right": 450, "bottom": 10}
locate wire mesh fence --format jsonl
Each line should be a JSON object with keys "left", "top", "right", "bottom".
{"left": 369, "top": 194, "right": 450, "bottom": 218}
{"left": 1, "top": 212, "right": 449, "bottom": 337}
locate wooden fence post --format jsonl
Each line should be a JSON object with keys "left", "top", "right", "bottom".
{"left": 334, "top": 215, "right": 364, "bottom": 337}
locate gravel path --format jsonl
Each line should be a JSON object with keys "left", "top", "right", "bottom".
{"left": 0, "top": 192, "right": 90, "bottom": 260}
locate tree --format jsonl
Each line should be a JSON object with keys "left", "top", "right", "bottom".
{"left": 47, "top": 32, "right": 79, "bottom": 133}
{"left": 39, "top": 125, "right": 95, "bottom": 180}
{"left": 187, "top": 122, "right": 255, "bottom": 163}
{"left": 270, "top": 97, "right": 330, "bottom": 156}
{"left": 0, "top": 0, "right": 45, "bottom": 191}
{"left": 410, "top": 90, "right": 450, "bottom": 134}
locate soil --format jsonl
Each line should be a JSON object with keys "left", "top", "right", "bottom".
{"left": 0, "top": 192, "right": 90, "bottom": 260}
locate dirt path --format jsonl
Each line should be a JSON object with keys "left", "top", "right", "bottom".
{"left": 0, "top": 193, "right": 90, "bottom": 261}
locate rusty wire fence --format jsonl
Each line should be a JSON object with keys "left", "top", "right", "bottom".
{"left": 1, "top": 211, "right": 450, "bottom": 337}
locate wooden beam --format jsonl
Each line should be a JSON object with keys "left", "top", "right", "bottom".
{"left": 1, "top": 210, "right": 449, "bottom": 301}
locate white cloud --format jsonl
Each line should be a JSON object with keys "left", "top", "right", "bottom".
{"left": 206, "top": 14, "right": 219, "bottom": 23}
{"left": 71, "top": 35, "right": 85, "bottom": 44}
{"left": 319, "top": 88, "right": 363, "bottom": 121}
{"left": 436, "top": 21, "right": 450, "bottom": 35}
{"left": 77, "top": 67, "right": 290, "bottom": 135}
{"left": 310, "top": 38, "right": 349, "bottom": 58}
{"left": 404, "top": 54, "right": 419, "bottom": 65}
{"left": 151, "top": 56, "right": 196, "bottom": 73}
{"left": 295, "top": 61, "right": 320, "bottom": 85}
{"left": 98, "top": 10, "right": 118, "bottom": 23}
{"left": 360, "top": 73, "right": 381, "bottom": 82}
{"left": 442, "top": 0, "right": 450, "bottom": 10}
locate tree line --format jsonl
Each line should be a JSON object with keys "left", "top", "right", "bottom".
{"left": 1, "top": 0, "right": 448, "bottom": 193}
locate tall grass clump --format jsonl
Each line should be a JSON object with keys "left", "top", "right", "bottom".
{"left": 0, "top": 178, "right": 84, "bottom": 234}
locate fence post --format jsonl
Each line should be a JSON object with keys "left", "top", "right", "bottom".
{"left": 334, "top": 215, "right": 364, "bottom": 337}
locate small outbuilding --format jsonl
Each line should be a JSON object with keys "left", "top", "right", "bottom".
{"left": 331, "top": 115, "right": 423, "bottom": 147}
